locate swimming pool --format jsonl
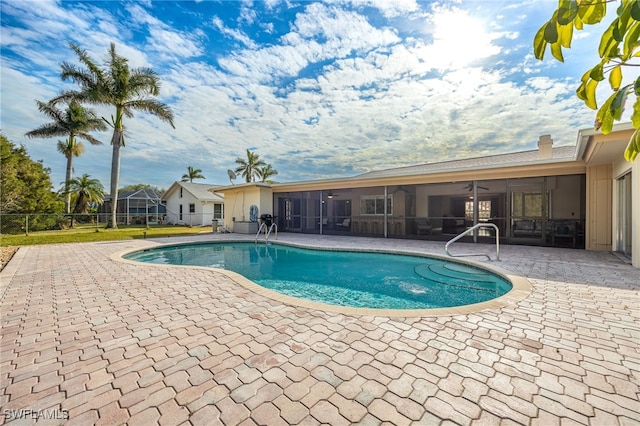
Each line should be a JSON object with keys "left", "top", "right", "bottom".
{"left": 124, "top": 242, "right": 513, "bottom": 310}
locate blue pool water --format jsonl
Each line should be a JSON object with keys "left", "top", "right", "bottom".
{"left": 124, "top": 242, "right": 512, "bottom": 309}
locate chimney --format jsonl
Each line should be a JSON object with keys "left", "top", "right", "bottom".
{"left": 538, "top": 134, "right": 553, "bottom": 159}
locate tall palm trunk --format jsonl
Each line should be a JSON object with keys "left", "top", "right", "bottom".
{"left": 108, "top": 126, "right": 124, "bottom": 228}
{"left": 64, "top": 152, "right": 73, "bottom": 214}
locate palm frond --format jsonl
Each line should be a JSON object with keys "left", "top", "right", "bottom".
{"left": 129, "top": 69, "right": 160, "bottom": 96}
{"left": 25, "top": 123, "right": 69, "bottom": 138}
{"left": 75, "top": 132, "right": 103, "bottom": 145}
{"left": 68, "top": 43, "right": 104, "bottom": 83}
{"left": 57, "top": 139, "right": 85, "bottom": 157}
{"left": 125, "top": 99, "right": 175, "bottom": 128}
{"left": 34, "top": 100, "right": 65, "bottom": 122}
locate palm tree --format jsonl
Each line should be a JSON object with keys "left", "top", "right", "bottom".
{"left": 54, "top": 42, "right": 175, "bottom": 228}
{"left": 181, "top": 166, "right": 205, "bottom": 183}
{"left": 257, "top": 164, "right": 278, "bottom": 183}
{"left": 25, "top": 99, "right": 106, "bottom": 214}
{"left": 65, "top": 174, "right": 105, "bottom": 213}
{"left": 63, "top": 174, "right": 105, "bottom": 227}
{"left": 234, "top": 149, "right": 266, "bottom": 183}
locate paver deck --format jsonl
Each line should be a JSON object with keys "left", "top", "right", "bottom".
{"left": 1, "top": 233, "right": 638, "bottom": 425}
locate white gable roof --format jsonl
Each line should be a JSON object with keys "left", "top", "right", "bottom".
{"left": 162, "top": 182, "right": 224, "bottom": 202}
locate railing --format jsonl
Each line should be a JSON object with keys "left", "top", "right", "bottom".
{"left": 1, "top": 213, "right": 110, "bottom": 235}
{"left": 445, "top": 223, "right": 500, "bottom": 261}
{"left": 266, "top": 223, "right": 277, "bottom": 242}
{"left": 255, "top": 222, "right": 278, "bottom": 243}
{"left": 0, "top": 213, "right": 230, "bottom": 235}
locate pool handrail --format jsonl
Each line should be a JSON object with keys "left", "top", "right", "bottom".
{"left": 445, "top": 223, "right": 500, "bottom": 261}
{"left": 266, "top": 223, "right": 277, "bottom": 242}
{"left": 255, "top": 222, "right": 278, "bottom": 243}
{"left": 254, "top": 222, "right": 266, "bottom": 243}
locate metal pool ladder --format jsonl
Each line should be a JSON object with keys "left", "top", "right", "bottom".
{"left": 255, "top": 222, "right": 278, "bottom": 243}
{"left": 445, "top": 223, "right": 500, "bottom": 261}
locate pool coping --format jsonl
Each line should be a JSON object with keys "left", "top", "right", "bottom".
{"left": 113, "top": 239, "right": 532, "bottom": 318}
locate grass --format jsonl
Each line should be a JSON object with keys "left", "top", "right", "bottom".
{"left": 0, "top": 224, "right": 208, "bottom": 246}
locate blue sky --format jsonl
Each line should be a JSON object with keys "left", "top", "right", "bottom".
{"left": 0, "top": 0, "right": 614, "bottom": 190}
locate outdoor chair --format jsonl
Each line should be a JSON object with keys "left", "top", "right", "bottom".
{"left": 416, "top": 218, "right": 432, "bottom": 235}
{"left": 336, "top": 218, "right": 351, "bottom": 230}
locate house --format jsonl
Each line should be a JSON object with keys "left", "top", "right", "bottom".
{"left": 216, "top": 123, "right": 639, "bottom": 268}
{"left": 99, "top": 188, "right": 166, "bottom": 225}
{"left": 161, "top": 182, "right": 224, "bottom": 226}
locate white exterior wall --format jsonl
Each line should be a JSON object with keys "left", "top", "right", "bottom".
{"left": 164, "top": 189, "right": 211, "bottom": 226}
{"left": 222, "top": 185, "right": 272, "bottom": 230}
{"left": 198, "top": 202, "right": 213, "bottom": 227}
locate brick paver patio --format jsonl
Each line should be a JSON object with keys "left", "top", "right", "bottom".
{"left": 1, "top": 233, "right": 638, "bottom": 425}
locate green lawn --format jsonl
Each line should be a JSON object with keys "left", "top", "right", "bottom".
{"left": 0, "top": 224, "right": 208, "bottom": 246}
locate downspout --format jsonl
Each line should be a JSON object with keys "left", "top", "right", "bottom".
{"left": 473, "top": 181, "right": 478, "bottom": 243}
{"left": 320, "top": 190, "right": 324, "bottom": 235}
{"left": 384, "top": 186, "right": 388, "bottom": 238}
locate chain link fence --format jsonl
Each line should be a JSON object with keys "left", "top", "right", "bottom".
{"left": 0, "top": 214, "right": 166, "bottom": 235}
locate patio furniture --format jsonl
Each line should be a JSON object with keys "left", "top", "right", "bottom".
{"left": 416, "top": 218, "right": 433, "bottom": 235}
{"left": 335, "top": 218, "right": 351, "bottom": 230}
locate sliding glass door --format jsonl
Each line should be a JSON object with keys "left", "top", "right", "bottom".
{"left": 509, "top": 178, "right": 546, "bottom": 245}
{"left": 278, "top": 197, "right": 301, "bottom": 232}
{"left": 617, "top": 173, "right": 633, "bottom": 256}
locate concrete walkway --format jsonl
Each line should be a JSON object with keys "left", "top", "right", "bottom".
{"left": 1, "top": 233, "right": 638, "bottom": 425}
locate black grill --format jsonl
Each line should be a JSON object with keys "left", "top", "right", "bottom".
{"left": 260, "top": 214, "right": 273, "bottom": 227}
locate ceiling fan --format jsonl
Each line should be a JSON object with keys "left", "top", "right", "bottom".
{"left": 462, "top": 182, "right": 489, "bottom": 192}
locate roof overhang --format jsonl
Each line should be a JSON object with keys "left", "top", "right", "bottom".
{"left": 271, "top": 159, "right": 586, "bottom": 192}
{"left": 212, "top": 182, "right": 273, "bottom": 193}
{"left": 578, "top": 122, "right": 635, "bottom": 166}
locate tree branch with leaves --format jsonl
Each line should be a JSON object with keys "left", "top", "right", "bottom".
{"left": 534, "top": 0, "right": 640, "bottom": 161}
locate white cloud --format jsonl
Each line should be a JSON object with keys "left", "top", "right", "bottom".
{"left": 239, "top": 0, "right": 257, "bottom": 24}
{"left": 212, "top": 16, "right": 258, "bottom": 49}
{"left": 127, "top": 4, "right": 203, "bottom": 61}
{"left": 0, "top": 0, "right": 606, "bottom": 188}
{"left": 147, "top": 27, "right": 203, "bottom": 60}
{"left": 328, "top": 0, "right": 421, "bottom": 18}
{"left": 217, "top": 2, "right": 400, "bottom": 84}
{"left": 291, "top": 3, "right": 400, "bottom": 50}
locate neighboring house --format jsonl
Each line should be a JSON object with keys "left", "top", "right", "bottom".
{"left": 99, "top": 189, "right": 166, "bottom": 225}
{"left": 217, "top": 123, "right": 639, "bottom": 268}
{"left": 162, "top": 182, "right": 224, "bottom": 226}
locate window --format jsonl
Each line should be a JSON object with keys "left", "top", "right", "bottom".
{"left": 179, "top": 204, "right": 183, "bottom": 221}
{"left": 189, "top": 203, "right": 195, "bottom": 213}
{"left": 513, "top": 192, "right": 544, "bottom": 217}
{"left": 179, "top": 188, "right": 183, "bottom": 198}
{"left": 214, "top": 204, "right": 224, "bottom": 219}
{"left": 465, "top": 200, "right": 492, "bottom": 220}
{"left": 360, "top": 195, "right": 392, "bottom": 215}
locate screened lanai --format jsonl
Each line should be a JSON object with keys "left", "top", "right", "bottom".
{"left": 272, "top": 174, "right": 586, "bottom": 248}
{"left": 98, "top": 189, "right": 166, "bottom": 225}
